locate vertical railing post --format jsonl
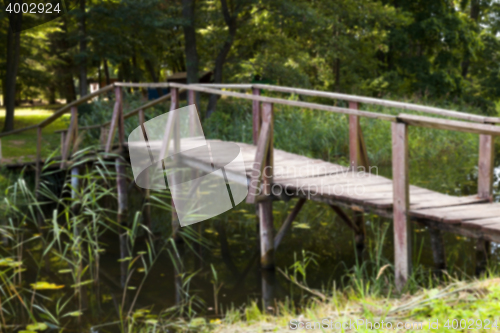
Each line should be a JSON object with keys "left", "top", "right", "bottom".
{"left": 115, "top": 86, "right": 124, "bottom": 151}
{"left": 35, "top": 127, "right": 42, "bottom": 193}
{"left": 60, "top": 131, "right": 66, "bottom": 154}
{"left": 169, "top": 88, "right": 181, "bottom": 241}
{"left": 116, "top": 157, "right": 129, "bottom": 287}
{"left": 392, "top": 121, "right": 411, "bottom": 291}
{"left": 188, "top": 89, "right": 199, "bottom": 135}
{"left": 105, "top": 85, "right": 123, "bottom": 153}
{"left": 252, "top": 88, "right": 261, "bottom": 145}
{"left": 260, "top": 102, "right": 274, "bottom": 269}
{"left": 478, "top": 134, "right": 494, "bottom": 201}
{"left": 60, "top": 106, "right": 78, "bottom": 169}
{"left": 138, "top": 109, "right": 151, "bottom": 229}
{"left": 348, "top": 102, "right": 367, "bottom": 263}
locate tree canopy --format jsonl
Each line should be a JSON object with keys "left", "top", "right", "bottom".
{"left": 2, "top": 0, "right": 500, "bottom": 131}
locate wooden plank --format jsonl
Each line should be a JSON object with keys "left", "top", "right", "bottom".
{"left": 392, "top": 121, "right": 411, "bottom": 291}
{"left": 251, "top": 84, "right": 500, "bottom": 124}
{"left": 169, "top": 83, "right": 396, "bottom": 122}
{"left": 410, "top": 195, "right": 488, "bottom": 210}
{"left": 478, "top": 134, "right": 494, "bottom": 201}
{"left": 252, "top": 88, "right": 261, "bottom": 145}
{"left": 398, "top": 114, "right": 500, "bottom": 136}
{"left": 274, "top": 198, "right": 306, "bottom": 250}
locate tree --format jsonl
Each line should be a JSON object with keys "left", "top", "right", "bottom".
{"left": 182, "top": 0, "right": 199, "bottom": 85}
{"left": 78, "top": 0, "right": 88, "bottom": 97}
{"left": 205, "top": 0, "right": 254, "bottom": 117}
{"left": 3, "top": 11, "right": 22, "bottom": 132}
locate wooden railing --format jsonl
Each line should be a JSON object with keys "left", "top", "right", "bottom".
{"left": 2, "top": 81, "right": 500, "bottom": 290}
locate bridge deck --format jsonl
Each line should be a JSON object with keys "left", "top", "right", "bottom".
{"left": 176, "top": 140, "right": 499, "bottom": 238}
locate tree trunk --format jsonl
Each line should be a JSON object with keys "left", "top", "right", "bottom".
{"left": 103, "top": 58, "right": 111, "bottom": 86}
{"left": 334, "top": 58, "right": 340, "bottom": 92}
{"left": 182, "top": 0, "right": 199, "bottom": 85}
{"left": 3, "top": 13, "right": 23, "bottom": 133}
{"left": 145, "top": 58, "right": 163, "bottom": 97}
{"left": 206, "top": 0, "right": 237, "bottom": 118}
{"left": 79, "top": 0, "right": 88, "bottom": 97}
{"left": 462, "top": 0, "right": 480, "bottom": 78}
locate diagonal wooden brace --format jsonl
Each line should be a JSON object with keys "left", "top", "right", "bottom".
{"left": 274, "top": 198, "right": 306, "bottom": 250}
{"left": 330, "top": 204, "right": 360, "bottom": 233}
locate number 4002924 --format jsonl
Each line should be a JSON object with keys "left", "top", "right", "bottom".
{"left": 5, "top": 2, "right": 61, "bottom": 14}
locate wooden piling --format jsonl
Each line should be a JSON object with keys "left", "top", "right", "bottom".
{"left": 392, "top": 121, "right": 411, "bottom": 291}
{"left": 476, "top": 133, "right": 494, "bottom": 275}
{"left": 348, "top": 102, "right": 367, "bottom": 263}
{"left": 116, "top": 157, "right": 129, "bottom": 287}
{"left": 138, "top": 109, "right": 151, "bottom": 229}
{"left": 260, "top": 102, "right": 274, "bottom": 269}
{"left": 476, "top": 238, "right": 490, "bottom": 276}
{"left": 169, "top": 88, "right": 181, "bottom": 241}
{"left": 35, "top": 127, "right": 42, "bottom": 194}
{"left": 429, "top": 228, "right": 446, "bottom": 275}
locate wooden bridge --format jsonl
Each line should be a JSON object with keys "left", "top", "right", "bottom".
{"left": 2, "top": 82, "right": 500, "bottom": 291}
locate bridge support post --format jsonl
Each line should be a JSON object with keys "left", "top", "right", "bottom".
{"left": 170, "top": 88, "right": 182, "bottom": 242}
{"left": 476, "top": 238, "right": 490, "bottom": 276}
{"left": 348, "top": 102, "right": 368, "bottom": 263}
{"left": 429, "top": 228, "right": 446, "bottom": 276}
{"left": 116, "top": 157, "right": 129, "bottom": 287}
{"left": 476, "top": 134, "right": 494, "bottom": 274}
{"left": 392, "top": 121, "right": 411, "bottom": 292}
{"left": 260, "top": 102, "right": 274, "bottom": 269}
{"left": 252, "top": 88, "right": 261, "bottom": 254}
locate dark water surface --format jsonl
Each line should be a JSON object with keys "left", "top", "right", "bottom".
{"left": 8, "top": 151, "right": 500, "bottom": 330}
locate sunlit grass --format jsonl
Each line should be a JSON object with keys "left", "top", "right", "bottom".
{"left": 0, "top": 106, "right": 70, "bottom": 162}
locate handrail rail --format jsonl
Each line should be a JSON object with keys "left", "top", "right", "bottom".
{"left": 0, "top": 84, "right": 115, "bottom": 138}
{"left": 2, "top": 81, "right": 499, "bottom": 141}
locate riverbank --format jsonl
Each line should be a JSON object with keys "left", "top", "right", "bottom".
{"left": 202, "top": 277, "right": 500, "bottom": 332}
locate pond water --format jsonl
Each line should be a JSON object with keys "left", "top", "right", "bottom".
{"left": 4, "top": 148, "right": 500, "bottom": 331}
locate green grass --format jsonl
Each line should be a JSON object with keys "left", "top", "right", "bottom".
{"left": 199, "top": 277, "right": 500, "bottom": 332}
{"left": 0, "top": 106, "right": 70, "bottom": 163}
